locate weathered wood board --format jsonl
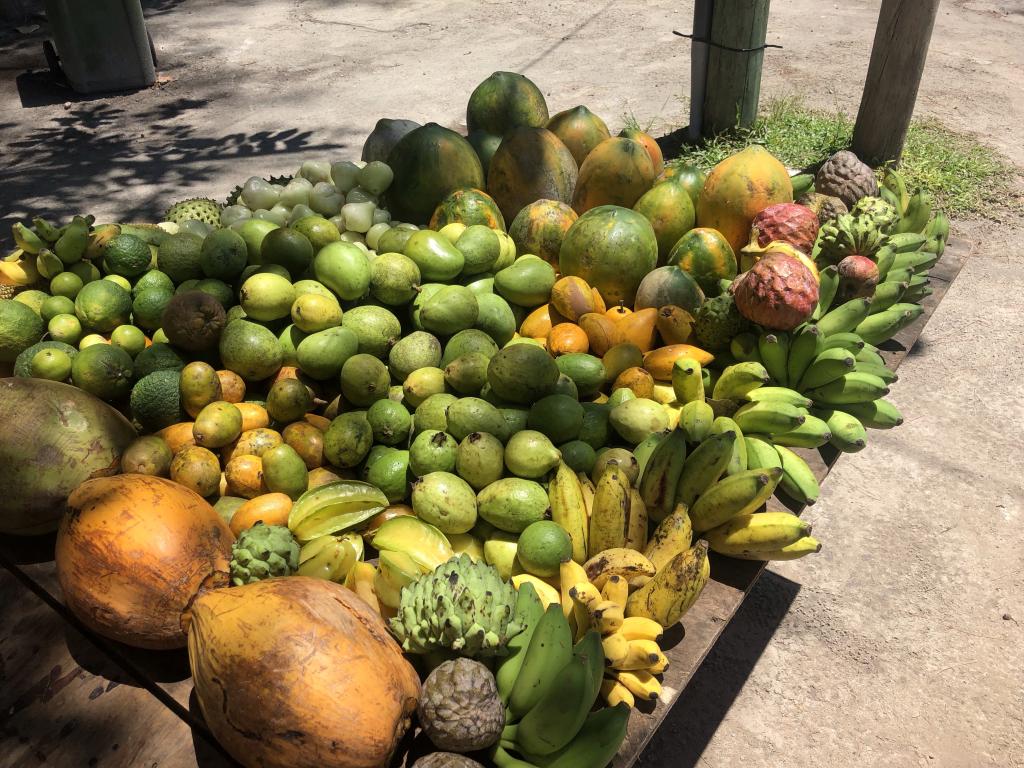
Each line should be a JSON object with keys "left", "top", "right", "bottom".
{"left": 0, "top": 239, "right": 969, "bottom": 767}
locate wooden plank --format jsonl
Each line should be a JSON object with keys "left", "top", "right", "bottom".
{"left": 0, "top": 239, "right": 969, "bottom": 767}
{"left": 618, "top": 237, "right": 969, "bottom": 765}
{"left": 0, "top": 568, "right": 233, "bottom": 768}
{"left": 852, "top": 0, "right": 941, "bottom": 165}
{"left": 702, "top": 0, "right": 771, "bottom": 136}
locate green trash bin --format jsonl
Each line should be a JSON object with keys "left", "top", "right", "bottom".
{"left": 44, "top": 0, "right": 155, "bottom": 93}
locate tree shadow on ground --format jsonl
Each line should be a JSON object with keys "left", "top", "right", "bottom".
{"left": 637, "top": 570, "right": 802, "bottom": 766}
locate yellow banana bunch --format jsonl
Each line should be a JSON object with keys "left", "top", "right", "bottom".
{"left": 626, "top": 540, "right": 710, "bottom": 627}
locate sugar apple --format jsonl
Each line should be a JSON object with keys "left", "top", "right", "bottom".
{"left": 850, "top": 196, "right": 899, "bottom": 233}
{"left": 412, "top": 753, "right": 485, "bottom": 768}
{"left": 814, "top": 150, "right": 879, "bottom": 207}
{"left": 418, "top": 658, "right": 505, "bottom": 752}
{"left": 693, "top": 292, "right": 749, "bottom": 350}
{"left": 229, "top": 523, "right": 300, "bottom": 586}
{"left": 798, "top": 192, "right": 848, "bottom": 224}
{"left": 164, "top": 197, "right": 223, "bottom": 228}
{"left": 390, "top": 554, "right": 522, "bottom": 658}
{"left": 814, "top": 213, "right": 888, "bottom": 265}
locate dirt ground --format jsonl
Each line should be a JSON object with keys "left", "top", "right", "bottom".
{"left": 1, "top": 1, "right": 1022, "bottom": 766}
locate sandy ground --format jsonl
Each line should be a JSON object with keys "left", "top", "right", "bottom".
{"left": 0, "top": 1, "right": 1022, "bottom": 766}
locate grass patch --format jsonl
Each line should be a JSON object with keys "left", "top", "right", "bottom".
{"left": 665, "top": 97, "right": 1019, "bottom": 219}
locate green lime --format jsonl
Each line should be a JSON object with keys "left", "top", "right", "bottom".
{"left": 0, "top": 299, "right": 45, "bottom": 363}
{"left": 103, "top": 233, "right": 152, "bottom": 278}
{"left": 110, "top": 324, "right": 147, "bottom": 357}
{"left": 132, "top": 269, "right": 174, "bottom": 297}
{"left": 292, "top": 215, "right": 340, "bottom": 252}
{"left": 194, "top": 278, "right": 233, "bottom": 309}
{"left": 175, "top": 278, "right": 201, "bottom": 294}
{"left": 41, "top": 295, "right": 76, "bottom": 322}
{"left": 51, "top": 271, "right": 85, "bottom": 299}
{"left": 260, "top": 227, "right": 314, "bottom": 279}
{"left": 232, "top": 218, "right": 279, "bottom": 264}
{"left": 67, "top": 260, "right": 101, "bottom": 284}
{"left": 75, "top": 279, "right": 132, "bottom": 332}
{"left": 132, "top": 288, "right": 174, "bottom": 332}
{"left": 199, "top": 227, "right": 248, "bottom": 281}
{"left": 516, "top": 520, "right": 573, "bottom": 577}
{"left": 79, "top": 333, "right": 107, "bottom": 349}
{"left": 71, "top": 342, "right": 134, "bottom": 400}
{"left": 30, "top": 348, "right": 72, "bottom": 381}
{"left": 156, "top": 232, "right": 204, "bottom": 284}
{"left": 48, "top": 313, "right": 83, "bottom": 345}
{"left": 103, "top": 274, "right": 132, "bottom": 292}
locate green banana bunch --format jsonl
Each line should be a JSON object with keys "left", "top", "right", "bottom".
{"left": 12, "top": 222, "right": 46, "bottom": 254}
{"left": 812, "top": 265, "right": 840, "bottom": 320}
{"left": 805, "top": 371, "right": 889, "bottom": 406}
{"left": 671, "top": 356, "right": 705, "bottom": 404}
{"left": 704, "top": 511, "right": 812, "bottom": 558}
{"left": 769, "top": 414, "right": 833, "bottom": 448}
{"left": 757, "top": 333, "right": 789, "bottom": 386}
{"left": 507, "top": 603, "right": 574, "bottom": 719}
{"left": 816, "top": 297, "right": 872, "bottom": 337}
{"left": 886, "top": 232, "right": 930, "bottom": 253}
{"left": 31, "top": 216, "right": 63, "bottom": 243}
{"left": 796, "top": 347, "right": 857, "bottom": 392}
{"left": 712, "top": 361, "right": 769, "bottom": 400}
{"left": 709, "top": 415, "right": 747, "bottom": 475}
{"left": 834, "top": 398, "right": 903, "bottom": 429}
{"left": 733, "top": 400, "right": 806, "bottom": 435}
{"left": 893, "top": 190, "right": 932, "bottom": 234}
{"left": 509, "top": 630, "right": 604, "bottom": 757}
{"left": 881, "top": 167, "right": 910, "bottom": 215}
{"left": 638, "top": 427, "right": 688, "bottom": 522}
{"left": 730, "top": 332, "right": 760, "bottom": 363}
{"left": 497, "top": 703, "right": 631, "bottom": 768}
{"left": 745, "top": 386, "right": 813, "bottom": 409}
{"left": 633, "top": 430, "right": 668, "bottom": 480}
{"left": 775, "top": 444, "right": 821, "bottom": 505}
{"left": 54, "top": 215, "right": 90, "bottom": 265}
{"left": 853, "top": 304, "right": 924, "bottom": 345}
{"left": 868, "top": 280, "right": 907, "bottom": 314}
{"left": 819, "top": 332, "right": 865, "bottom": 354}
{"left": 813, "top": 407, "right": 868, "bottom": 453}
{"left": 675, "top": 431, "right": 736, "bottom": 507}
{"left": 496, "top": 582, "right": 547, "bottom": 704}
{"left": 786, "top": 324, "right": 822, "bottom": 386}
{"left": 679, "top": 399, "right": 715, "bottom": 444}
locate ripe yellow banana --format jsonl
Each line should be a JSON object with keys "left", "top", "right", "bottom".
{"left": 569, "top": 582, "right": 602, "bottom": 609}
{"left": 626, "top": 541, "right": 710, "bottom": 627}
{"left": 591, "top": 600, "right": 624, "bottom": 634}
{"left": 549, "top": 461, "right": 589, "bottom": 563}
{"left": 577, "top": 471, "right": 596, "bottom": 521}
{"left": 600, "top": 574, "right": 629, "bottom": 609}
{"left": 643, "top": 504, "right": 693, "bottom": 571}
{"left": 614, "top": 669, "right": 661, "bottom": 701}
{"left": 689, "top": 467, "right": 783, "bottom": 533}
{"left": 625, "top": 489, "right": 649, "bottom": 551}
{"left": 601, "top": 677, "right": 636, "bottom": 708}
{"left": 671, "top": 356, "right": 704, "bottom": 404}
{"left": 0, "top": 256, "right": 40, "bottom": 286}
{"left": 703, "top": 511, "right": 812, "bottom": 557}
{"left": 560, "top": 559, "right": 590, "bottom": 616}
{"left": 648, "top": 652, "right": 669, "bottom": 675}
{"left": 609, "top": 639, "right": 661, "bottom": 671}
{"left": 583, "top": 548, "right": 657, "bottom": 590}
{"left": 726, "top": 535, "right": 822, "bottom": 561}
{"left": 618, "top": 616, "right": 665, "bottom": 642}
{"left": 601, "top": 632, "right": 630, "bottom": 666}
{"left": 587, "top": 466, "right": 631, "bottom": 558}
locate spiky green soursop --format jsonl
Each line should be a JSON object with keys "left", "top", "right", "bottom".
{"left": 850, "top": 196, "right": 899, "bottom": 233}
{"left": 230, "top": 522, "right": 300, "bottom": 586}
{"left": 390, "top": 554, "right": 522, "bottom": 658}
{"left": 165, "top": 197, "right": 223, "bottom": 228}
{"left": 694, "top": 292, "right": 748, "bottom": 350}
{"left": 813, "top": 213, "right": 888, "bottom": 265}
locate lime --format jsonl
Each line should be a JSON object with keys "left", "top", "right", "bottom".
{"left": 67, "top": 260, "right": 101, "bottom": 284}
{"left": 260, "top": 227, "right": 314, "bottom": 279}
{"left": 30, "top": 348, "right": 72, "bottom": 381}
{"left": 156, "top": 232, "right": 204, "bottom": 284}
{"left": 0, "top": 299, "right": 45, "bottom": 363}
{"left": 132, "top": 288, "right": 173, "bottom": 332}
{"left": 199, "top": 228, "right": 248, "bottom": 281}
{"left": 51, "top": 271, "right": 85, "bottom": 299}
{"left": 103, "top": 274, "right": 132, "bottom": 292}
{"left": 516, "top": 520, "right": 573, "bottom": 577}
{"left": 110, "top": 324, "right": 147, "bottom": 357}
{"left": 79, "top": 333, "right": 107, "bottom": 349}
{"left": 132, "top": 342, "right": 185, "bottom": 380}
{"left": 175, "top": 278, "right": 201, "bottom": 294}
{"left": 292, "top": 215, "right": 340, "bottom": 252}
{"left": 194, "top": 278, "right": 233, "bottom": 309}
{"left": 49, "top": 314, "right": 83, "bottom": 345}
{"left": 75, "top": 279, "right": 131, "bottom": 332}
{"left": 103, "top": 233, "right": 152, "bottom": 278}
{"left": 132, "top": 269, "right": 174, "bottom": 297}
{"left": 71, "top": 342, "right": 134, "bottom": 400}
{"left": 41, "top": 295, "right": 76, "bottom": 322}
{"left": 13, "top": 290, "right": 47, "bottom": 316}
{"left": 231, "top": 218, "right": 279, "bottom": 264}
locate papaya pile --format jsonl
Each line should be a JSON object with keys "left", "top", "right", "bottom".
{"left": 0, "top": 70, "right": 949, "bottom": 768}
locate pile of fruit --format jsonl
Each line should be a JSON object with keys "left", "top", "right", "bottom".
{"left": 0, "top": 71, "right": 948, "bottom": 768}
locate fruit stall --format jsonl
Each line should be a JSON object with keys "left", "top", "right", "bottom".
{"left": 0, "top": 71, "right": 963, "bottom": 768}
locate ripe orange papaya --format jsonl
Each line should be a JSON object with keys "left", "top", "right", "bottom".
{"left": 619, "top": 127, "right": 664, "bottom": 177}
{"left": 546, "top": 323, "right": 590, "bottom": 356}
{"left": 571, "top": 137, "right": 656, "bottom": 214}
{"left": 508, "top": 199, "right": 578, "bottom": 267}
{"left": 429, "top": 187, "right": 506, "bottom": 231}
{"left": 547, "top": 106, "right": 611, "bottom": 167}
{"left": 696, "top": 146, "right": 793, "bottom": 253}
{"left": 487, "top": 127, "right": 579, "bottom": 222}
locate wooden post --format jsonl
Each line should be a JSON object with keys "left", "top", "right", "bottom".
{"left": 701, "top": 0, "right": 771, "bottom": 136}
{"left": 687, "top": 0, "right": 715, "bottom": 141}
{"left": 852, "top": 0, "right": 939, "bottom": 165}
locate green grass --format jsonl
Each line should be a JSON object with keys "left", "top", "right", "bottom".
{"left": 664, "top": 97, "right": 1019, "bottom": 219}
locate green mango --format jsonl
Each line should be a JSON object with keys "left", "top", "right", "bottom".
{"left": 339, "top": 353, "right": 390, "bottom": 406}
{"left": 340, "top": 305, "right": 402, "bottom": 360}
{"left": 376, "top": 226, "right": 416, "bottom": 254}
{"left": 369, "top": 252, "right": 421, "bottom": 306}
{"left": 444, "top": 352, "right": 491, "bottom": 395}
{"left": 473, "top": 293, "right": 517, "bottom": 346}
{"left": 261, "top": 444, "right": 309, "bottom": 499}
{"left": 441, "top": 329, "right": 500, "bottom": 367}
{"left": 555, "top": 353, "right": 605, "bottom": 398}
{"left": 463, "top": 276, "right": 494, "bottom": 294}
{"left": 403, "top": 230, "right": 465, "bottom": 282}
{"left": 295, "top": 325, "right": 359, "bottom": 380}
{"left": 418, "top": 285, "right": 479, "bottom": 336}
{"left": 410, "top": 282, "right": 444, "bottom": 331}
{"left": 313, "top": 241, "right": 371, "bottom": 300}
{"left": 388, "top": 331, "right": 442, "bottom": 382}
{"left": 456, "top": 224, "right": 502, "bottom": 276}
{"left": 493, "top": 255, "right": 556, "bottom": 307}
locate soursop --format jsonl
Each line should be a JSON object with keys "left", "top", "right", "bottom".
{"left": 693, "top": 292, "right": 748, "bottom": 350}
{"left": 229, "top": 522, "right": 300, "bottom": 585}
{"left": 389, "top": 554, "right": 522, "bottom": 658}
{"left": 164, "top": 197, "right": 223, "bottom": 228}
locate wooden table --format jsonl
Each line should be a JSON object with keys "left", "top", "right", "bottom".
{"left": 0, "top": 240, "right": 969, "bottom": 768}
